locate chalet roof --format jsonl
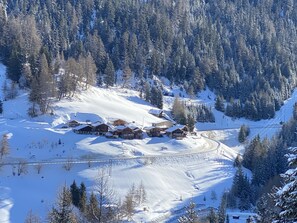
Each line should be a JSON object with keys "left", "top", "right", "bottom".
{"left": 143, "top": 126, "right": 161, "bottom": 131}
{"left": 166, "top": 125, "right": 187, "bottom": 133}
{"left": 92, "top": 122, "right": 111, "bottom": 128}
{"left": 149, "top": 109, "right": 163, "bottom": 116}
{"left": 73, "top": 124, "right": 92, "bottom": 131}
{"left": 68, "top": 120, "right": 79, "bottom": 123}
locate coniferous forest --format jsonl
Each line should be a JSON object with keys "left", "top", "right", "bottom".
{"left": 0, "top": 0, "right": 296, "bottom": 120}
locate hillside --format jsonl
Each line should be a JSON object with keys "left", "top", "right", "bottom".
{"left": 0, "top": 63, "right": 238, "bottom": 222}
{"left": 1, "top": 62, "right": 297, "bottom": 222}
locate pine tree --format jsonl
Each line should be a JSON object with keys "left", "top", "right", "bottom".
{"left": 104, "top": 58, "right": 115, "bottom": 87}
{"left": 215, "top": 95, "right": 225, "bottom": 112}
{"left": 238, "top": 125, "right": 250, "bottom": 143}
{"left": 70, "top": 181, "right": 80, "bottom": 207}
{"left": 178, "top": 201, "right": 199, "bottom": 223}
{"left": 273, "top": 147, "right": 297, "bottom": 222}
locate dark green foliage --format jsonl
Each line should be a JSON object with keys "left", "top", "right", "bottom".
{"left": 293, "top": 102, "right": 297, "bottom": 120}
{"left": 229, "top": 167, "right": 252, "bottom": 211}
{"left": 215, "top": 96, "right": 225, "bottom": 112}
{"left": 233, "top": 154, "right": 242, "bottom": 168}
{"left": 70, "top": 180, "right": 80, "bottom": 207}
{"left": 273, "top": 147, "right": 297, "bottom": 222}
{"left": 0, "top": 100, "right": 3, "bottom": 114}
{"left": 150, "top": 86, "right": 163, "bottom": 109}
{"left": 256, "top": 194, "right": 275, "bottom": 223}
{"left": 0, "top": 0, "right": 296, "bottom": 120}
{"left": 238, "top": 125, "right": 250, "bottom": 143}
{"left": 104, "top": 58, "right": 115, "bottom": 87}
{"left": 196, "top": 105, "right": 215, "bottom": 123}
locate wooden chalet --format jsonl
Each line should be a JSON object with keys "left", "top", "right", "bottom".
{"left": 165, "top": 125, "right": 188, "bottom": 139}
{"left": 68, "top": 120, "right": 80, "bottom": 127}
{"left": 132, "top": 127, "right": 143, "bottom": 139}
{"left": 73, "top": 124, "right": 93, "bottom": 134}
{"left": 92, "top": 122, "right": 110, "bottom": 135}
{"left": 119, "top": 126, "right": 134, "bottom": 139}
{"left": 144, "top": 126, "right": 162, "bottom": 137}
{"left": 112, "top": 119, "right": 127, "bottom": 126}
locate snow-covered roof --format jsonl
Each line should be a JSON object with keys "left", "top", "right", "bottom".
{"left": 166, "top": 125, "right": 187, "bottom": 133}
{"left": 92, "top": 121, "right": 111, "bottom": 128}
{"left": 73, "top": 124, "right": 92, "bottom": 131}
{"left": 149, "top": 109, "right": 163, "bottom": 116}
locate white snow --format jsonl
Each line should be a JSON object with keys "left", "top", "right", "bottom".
{"left": 1, "top": 62, "right": 297, "bottom": 222}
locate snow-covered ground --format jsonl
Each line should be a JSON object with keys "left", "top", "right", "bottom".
{"left": 0, "top": 63, "right": 296, "bottom": 222}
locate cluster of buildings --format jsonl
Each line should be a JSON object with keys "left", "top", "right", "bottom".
{"left": 68, "top": 109, "right": 189, "bottom": 140}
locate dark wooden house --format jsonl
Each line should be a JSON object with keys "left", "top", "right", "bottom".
{"left": 166, "top": 125, "right": 188, "bottom": 139}
{"left": 73, "top": 125, "right": 93, "bottom": 134}
{"left": 121, "top": 127, "right": 135, "bottom": 139}
{"left": 144, "top": 126, "right": 162, "bottom": 137}
{"left": 133, "top": 127, "right": 143, "bottom": 139}
{"left": 93, "top": 123, "right": 110, "bottom": 135}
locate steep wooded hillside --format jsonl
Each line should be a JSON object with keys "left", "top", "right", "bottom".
{"left": 0, "top": 0, "right": 296, "bottom": 120}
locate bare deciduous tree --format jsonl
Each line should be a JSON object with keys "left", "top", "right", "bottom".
{"left": 17, "top": 160, "right": 28, "bottom": 176}
{"left": 25, "top": 210, "right": 41, "bottom": 223}
{"left": 0, "top": 134, "right": 9, "bottom": 160}
{"left": 63, "top": 157, "right": 74, "bottom": 171}
{"left": 93, "top": 168, "right": 116, "bottom": 223}
{"left": 34, "top": 163, "right": 43, "bottom": 174}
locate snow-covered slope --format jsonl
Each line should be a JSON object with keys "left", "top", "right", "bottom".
{"left": 1, "top": 62, "right": 296, "bottom": 222}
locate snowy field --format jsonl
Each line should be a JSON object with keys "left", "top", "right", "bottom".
{"left": 1, "top": 63, "right": 297, "bottom": 222}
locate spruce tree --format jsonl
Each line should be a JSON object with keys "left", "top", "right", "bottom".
{"left": 104, "top": 58, "right": 115, "bottom": 87}
{"left": 215, "top": 95, "right": 225, "bottom": 112}
{"left": 273, "top": 147, "right": 297, "bottom": 222}
{"left": 70, "top": 181, "right": 80, "bottom": 207}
